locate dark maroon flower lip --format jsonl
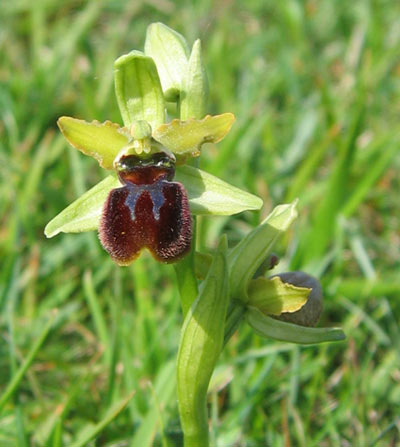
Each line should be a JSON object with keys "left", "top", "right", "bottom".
{"left": 99, "top": 153, "right": 192, "bottom": 265}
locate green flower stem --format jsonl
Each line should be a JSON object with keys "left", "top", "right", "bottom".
{"left": 177, "top": 236, "right": 229, "bottom": 447}
{"left": 174, "top": 221, "right": 198, "bottom": 317}
{"left": 175, "top": 54, "right": 205, "bottom": 317}
{"left": 182, "top": 430, "right": 209, "bottom": 447}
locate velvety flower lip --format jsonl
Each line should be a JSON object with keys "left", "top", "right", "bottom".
{"left": 98, "top": 152, "right": 192, "bottom": 265}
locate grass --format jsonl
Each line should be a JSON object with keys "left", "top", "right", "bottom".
{"left": 1, "top": 0, "right": 400, "bottom": 446}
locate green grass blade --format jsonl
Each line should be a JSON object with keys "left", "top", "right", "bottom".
{"left": 130, "top": 361, "right": 176, "bottom": 447}
{"left": 342, "top": 136, "right": 400, "bottom": 218}
{"left": 68, "top": 392, "right": 135, "bottom": 447}
{"left": 0, "top": 315, "right": 54, "bottom": 413}
{"left": 83, "top": 270, "right": 110, "bottom": 362}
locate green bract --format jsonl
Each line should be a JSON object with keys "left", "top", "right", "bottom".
{"left": 246, "top": 307, "right": 345, "bottom": 344}
{"left": 229, "top": 201, "right": 299, "bottom": 302}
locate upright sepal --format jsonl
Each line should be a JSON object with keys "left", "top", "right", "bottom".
{"left": 180, "top": 39, "right": 208, "bottom": 120}
{"left": 153, "top": 113, "right": 235, "bottom": 157}
{"left": 145, "top": 22, "right": 189, "bottom": 101}
{"left": 57, "top": 118, "right": 130, "bottom": 169}
{"left": 114, "top": 51, "right": 165, "bottom": 129}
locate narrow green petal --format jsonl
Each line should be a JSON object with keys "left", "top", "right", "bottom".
{"left": 246, "top": 307, "right": 346, "bottom": 344}
{"left": 153, "top": 113, "right": 235, "bottom": 156}
{"left": 248, "top": 276, "right": 309, "bottom": 316}
{"left": 229, "top": 201, "right": 298, "bottom": 302}
{"left": 114, "top": 51, "right": 165, "bottom": 129}
{"left": 145, "top": 22, "right": 189, "bottom": 101}
{"left": 57, "top": 117, "right": 130, "bottom": 169}
{"left": 44, "top": 176, "right": 120, "bottom": 238}
{"left": 176, "top": 165, "right": 263, "bottom": 215}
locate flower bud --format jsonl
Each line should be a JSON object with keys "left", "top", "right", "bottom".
{"left": 270, "top": 271, "right": 323, "bottom": 327}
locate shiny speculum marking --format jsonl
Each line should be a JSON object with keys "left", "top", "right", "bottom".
{"left": 124, "top": 182, "right": 166, "bottom": 221}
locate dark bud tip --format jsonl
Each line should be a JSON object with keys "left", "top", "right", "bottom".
{"left": 253, "top": 253, "right": 280, "bottom": 278}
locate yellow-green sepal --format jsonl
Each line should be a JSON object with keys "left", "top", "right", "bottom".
{"left": 114, "top": 50, "right": 165, "bottom": 129}
{"left": 176, "top": 165, "right": 262, "bottom": 215}
{"left": 180, "top": 39, "right": 208, "bottom": 120}
{"left": 145, "top": 22, "right": 189, "bottom": 102}
{"left": 44, "top": 175, "right": 120, "bottom": 238}
{"left": 153, "top": 113, "right": 235, "bottom": 157}
{"left": 247, "top": 276, "right": 309, "bottom": 316}
{"left": 57, "top": 117, "right": 130, "bottom": 169}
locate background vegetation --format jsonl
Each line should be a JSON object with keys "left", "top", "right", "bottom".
{"left": 1, "top": 0, "right": 400, "bottom": 446}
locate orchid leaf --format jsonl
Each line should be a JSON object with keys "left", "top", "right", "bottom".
{"left": 145, "top": 22, "right": 189, "bottom": 102}
{"left": 153, "top": 113, "right": 235, "bottom": 156}
{"left": 45, "top": 167, "right": 263, "bottom": 238}
{"left": 247, "top": 307, "right": 345, "bottom": 344}
{"left": 194, "top": 252, "right": 213, "bottom": 279}
{"left": 248, "top": 276, "right": 310, "bottom": 316}
{"left": 114, "top": 51, "right": 165, "bottom": 129}
{"left": 57, "top": 117, "right": 130, "bottom": 169}
{"left": 229, "top": 201, "right": 298, "bottom": 302}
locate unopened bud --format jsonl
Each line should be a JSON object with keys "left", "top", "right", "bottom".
{"left": 269, "top": 271, "right": 323, "bottom": 327}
